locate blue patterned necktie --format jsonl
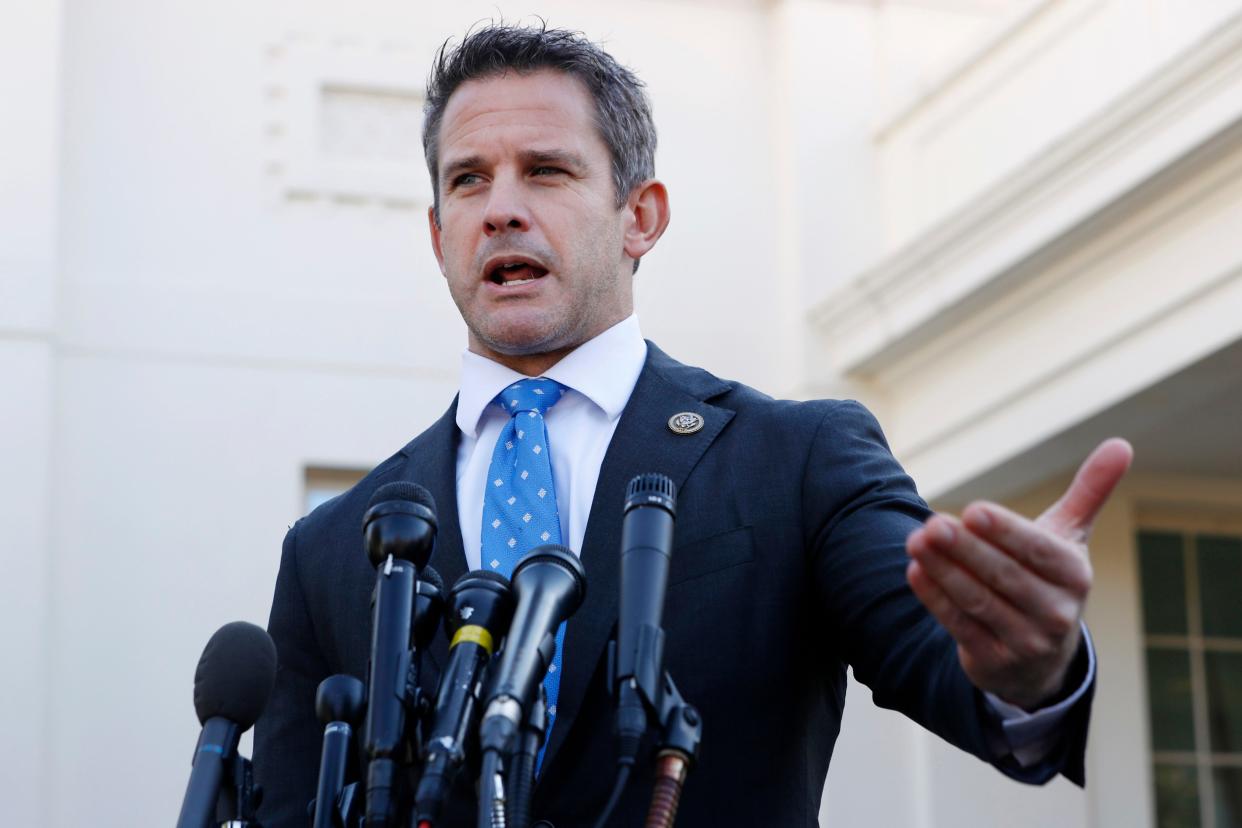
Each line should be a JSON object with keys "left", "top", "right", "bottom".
{"left": 480, "top": 377, "right": 569, "bottom": 760}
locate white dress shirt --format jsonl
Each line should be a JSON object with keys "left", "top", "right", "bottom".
{"left": 455, "top": 314, "right": 647, "bottom": 570}
{"left": 450, "top": 312, "right": 1091, "bottom": 767}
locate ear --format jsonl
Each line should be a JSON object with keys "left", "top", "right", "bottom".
{"left": 428, "top": 205, "right": 446, "bottom": 275}
{"left": 622, "top": 179, "right": 670, "bottom": 262}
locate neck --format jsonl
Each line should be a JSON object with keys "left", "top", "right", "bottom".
{"left": 480, "top": 345, "right": 577, "bottom": 377}
{"left": 469, "top": 313, "right": 632, "bottom": 376}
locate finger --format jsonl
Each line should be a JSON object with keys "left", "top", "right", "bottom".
{"left": 908, "top": 533, "right": 1037, "bottom": 648}
{"left": 961, "top": 502, "right": 1093, "bottom": 595}
{"left": 906, "top": 556, "right": 1001, "bottom": 659}
{"left": 922, "top": 514, "right": 1080, "bottom": 636}
{"left": 1039, "top": 437, "right": 1133, "bottom": 539}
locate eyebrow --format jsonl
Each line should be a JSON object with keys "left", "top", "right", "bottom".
{"left": 440, "top": 149, "right": 590, "bottom": 184}
{"left": 441, "top": 155, "right": 485, "bottom": 184}
{"left": 520, "top": 149, "right": 587, "bottom": 170}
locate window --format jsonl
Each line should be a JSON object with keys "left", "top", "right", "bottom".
{"left": 1138, "top": 529, "right": 1242, "bottom": 828}
{"left": 304, "top": 466, "right": 368, "bottom": 514}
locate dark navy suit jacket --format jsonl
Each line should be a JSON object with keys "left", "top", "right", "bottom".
{"left": 254, "top": 343, "right": 1092, "bottom": 827}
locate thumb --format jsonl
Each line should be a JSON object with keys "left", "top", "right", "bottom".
{"left": 1039, "top": 437, "right": 1134, "bottom": 540}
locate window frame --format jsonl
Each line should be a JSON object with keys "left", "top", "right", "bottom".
{"left": 1137, "top": 513, "right": 1242, "bottom": 828}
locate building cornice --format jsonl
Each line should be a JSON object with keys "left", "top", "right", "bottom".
{"left": 809, "top": 9, "right": 1242, "bottom": 378}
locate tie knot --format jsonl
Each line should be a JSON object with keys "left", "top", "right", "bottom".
{"left": 494, "top": 378, "right": 568, "bottom": 417}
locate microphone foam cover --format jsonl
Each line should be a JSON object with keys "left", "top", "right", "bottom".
{"left": 420, "top": 565, "right": 446, "bottom": 593}
{"left": 192, "top": 621, "right": 278, "bottom": 728}
{"left": 368, "top": 481, "right": 436, "bottom": 513}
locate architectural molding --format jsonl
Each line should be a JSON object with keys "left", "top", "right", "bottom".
{"left": 809, "top": 9, "right": 1242, "bottom": 378}
{"left": 263, "top": 32, "right": 429, "bottom": 210}
{"left": 873, "top": 0, "right": 1055, "bottom": 141}
{"left": 905, "top": 259, "right": 1242, "bottom": 501}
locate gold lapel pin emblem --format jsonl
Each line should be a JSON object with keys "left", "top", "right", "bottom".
{"left": 667, "top": 412, "right": 704, "bottom": 435}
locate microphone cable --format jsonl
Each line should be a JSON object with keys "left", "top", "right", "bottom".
{"left": 589, "top": 762, "right": 632, "bottom": 828}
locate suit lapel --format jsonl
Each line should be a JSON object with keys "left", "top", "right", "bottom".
{"left": 398, "top": 398, "right": 469, "bottom": 671}
{"left": 540, "top": 343, "right": 734, "bottom": 772}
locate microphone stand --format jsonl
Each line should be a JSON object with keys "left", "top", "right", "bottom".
{"left": 334, "top": 782, "right": 363, "bottom": 828}
{"left": 505, "top": 688, "right": 546, "bottom": 828}
{"left": 596, "top": 651, "right": 702, "bottom": 828}
{"left": 477, "top": 741, "right": 508, "bottom": 828}
{"left": 643, "top": 674, "right": 701, "bottom": 828}
{"left": 200, "top": 736, "right": 262, "bottom": 828}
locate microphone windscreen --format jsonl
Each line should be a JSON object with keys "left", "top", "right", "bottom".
{"left": 192, "top": 621, "right": 278, "bottom": 728}
{"left": 420, "top": 565, "right": 446, "bottom": 593}
{"left": 368, "top": 481, "right": 436, "bottom": 513}
{"left": 625, "top": 472, "right": 676, "bottom": 515}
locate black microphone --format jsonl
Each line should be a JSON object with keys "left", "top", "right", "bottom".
{"left": 176, "top": 621, "right": 277, "bottom": 828}
{"left": 414, "top": 565, "right": 447, "bottom": 654}
{"left": 614, "top": 474, "right": 677, "bottom": 757}
{"left": 311, "top": 675, "right": 366, "bottom": 828}
{"left": 414, "top": 570, "right": 515, "bottom": 827}
{"left": 409, "top": 566, "right": 446, "bottom": 763}
{"left": 478, "top": 545, "right": 586, "bottom": 756}
{"left": 361, "top": 481, "right": 438, "bottom": 828}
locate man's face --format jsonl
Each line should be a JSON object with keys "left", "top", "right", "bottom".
{"left": 429, "top": 70, "right": 633, "bottom": 364}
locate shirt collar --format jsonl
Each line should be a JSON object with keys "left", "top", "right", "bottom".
{"left": 455, "top": 314, "right": 647, "bottom": 438}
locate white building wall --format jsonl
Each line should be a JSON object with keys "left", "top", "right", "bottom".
{"left": 0, "top": 1, "right": 62, "bottom": 824}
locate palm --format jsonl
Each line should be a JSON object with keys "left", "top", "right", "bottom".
{"left": 905, "top": 438, "right": 1133, "bottom": 709}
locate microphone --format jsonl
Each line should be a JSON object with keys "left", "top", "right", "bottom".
{"left": 409, "top": 566, "right": 446, "bottom": 760}
{"left": 413, "top": 566, "right": 447, "bottom": 654}
{"left": 176, "top": 621, "right": 277, "bottom": 828}
{"left": 614, "top": 474, "right": 677, "bottom": 758}
{"left": 311, "top": 675, "right": 366, "bottom": 828}
{"left": 361, "top": 481, "right": 438, "bottom": 828}
{"left": 478, "top": 545, "right": 586, "bottom": 756}
{"left": 591, "top": 474, "right": 679, "bottom": 828}
{"left": 364, "top": 481, "right": 438, "bottom": 570}
{"left": 414, "top": 570, "right": 515, "bottom": 827}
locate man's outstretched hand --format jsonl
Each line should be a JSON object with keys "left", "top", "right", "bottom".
{"left": 905, "top": 438, "right": 1134, "bottom": 710}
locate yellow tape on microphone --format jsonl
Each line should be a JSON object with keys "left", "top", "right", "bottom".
{"left": 450, "top": 624, "right": 494, "bottom": 655}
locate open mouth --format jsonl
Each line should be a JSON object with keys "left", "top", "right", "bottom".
{"left": 487, "top": 258, "right": 549, "bottom": 287}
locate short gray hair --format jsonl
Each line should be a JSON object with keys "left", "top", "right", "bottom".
{"left": 422, "top": 22, "right": 657, "bottom": 226}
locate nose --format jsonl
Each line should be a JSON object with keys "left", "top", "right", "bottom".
{"left": 482, "top": 175, "right": 530, "bottom": 236}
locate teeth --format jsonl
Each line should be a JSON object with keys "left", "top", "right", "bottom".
{"left": 503, "top": 277, "right": 536, "bottom": 286}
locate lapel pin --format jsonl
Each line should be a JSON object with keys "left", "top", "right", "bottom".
{"left": 667, "top": 412, "right": 704, "bottom": 435}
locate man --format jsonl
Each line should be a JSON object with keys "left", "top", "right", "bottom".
{"left": 254, "top": 23, "right": 1132, "bottom": 827}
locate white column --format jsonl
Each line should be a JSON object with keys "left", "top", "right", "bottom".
{"left": 0, "top": 0, "right": 63, "bottom": 823}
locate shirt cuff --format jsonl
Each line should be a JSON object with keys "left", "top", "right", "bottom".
{"left": 983, "top": 623, "right": 1096, "bottom": 767}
